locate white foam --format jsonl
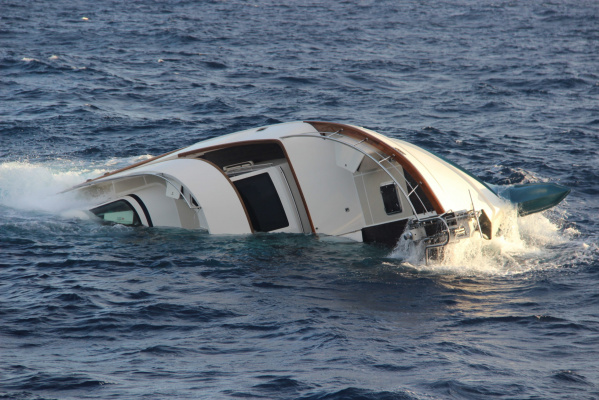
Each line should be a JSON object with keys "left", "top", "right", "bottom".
{"left": 0, "top": 160, "right": 99, "bottom": 214}
{"left": 0, "top": 156, "right": 156, "bottom": 215}
{"left": 390, "top": 207, "right": 577, "bottom": 275}
{"left": 0, "top": 156, "right": 156, "bottom": 217}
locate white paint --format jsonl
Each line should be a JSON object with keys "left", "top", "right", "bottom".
{"left": 128, "top": 159, "right": 252, "bottom": 235}
{"left": 281, "top": 136, "right": 366, "bottom": 237}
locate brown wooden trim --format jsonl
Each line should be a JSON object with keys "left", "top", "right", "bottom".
{"left": 197, "top": 158, "right": 255, "bottom": 234}
{"left": 83, "top": 148, "right": 183, "bottom": 184}
{"left": 305, "top": 121, "right": 445, "bottom": 215}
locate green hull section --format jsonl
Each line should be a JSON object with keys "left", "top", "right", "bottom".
{"left": 424, "top": 149, "right": 570, "bottom": 217}
{"left": 493, "top": 183, "right": 570, "bottom": 216}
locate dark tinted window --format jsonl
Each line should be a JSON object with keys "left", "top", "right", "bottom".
{"left": 380, "top": 183, "right": 402, "bottom": 215}
{"left": 201, "top": 143, "right": 285, "bottom": 169}
{"left": 233, "top": 173, "right": 289, "bottom": 232}
{"left": 90, "top": 200, "right": 142, "bottom": 226}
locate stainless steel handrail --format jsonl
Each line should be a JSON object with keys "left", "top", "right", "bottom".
{"left": 281, "top": 132, "right": 431, "bottom": 221}
{"left": 423, "top": 216, "right": 451, "bottom": 264}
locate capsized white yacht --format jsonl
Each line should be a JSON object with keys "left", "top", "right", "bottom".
{"left": 69, "top": 121, "right": 570, "bottom": 256}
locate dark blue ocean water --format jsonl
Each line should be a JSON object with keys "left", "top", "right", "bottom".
{"left": 1, "top": 1, "right": 599, "bottom": 399}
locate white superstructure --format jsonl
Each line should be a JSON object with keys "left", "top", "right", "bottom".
{"left": 70, "top": 121, "right": 570, "bottom": 260}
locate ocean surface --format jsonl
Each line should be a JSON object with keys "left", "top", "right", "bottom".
{"left": 1, "top": 0, "right": 598, "bottom": 399}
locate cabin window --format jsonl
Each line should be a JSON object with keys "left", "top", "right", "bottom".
{"left": 233, "top": 172, "right": 289, "bottom": 232}
{"left": 90, "top": 200, "right": 142, "bottom": 226}
{"left": 380, "top": 183, "right": 402, "bottom": 215}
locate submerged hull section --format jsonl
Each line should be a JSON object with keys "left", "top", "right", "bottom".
{"left": 69, "top": 121, "right": 569, "bottom": 254}
{"left": 492, "top": 182, "right": 571, "bottom": 216}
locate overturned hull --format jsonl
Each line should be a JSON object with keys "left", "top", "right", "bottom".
{"left": 70, "top": 121, "right": 570, "bottom": 254}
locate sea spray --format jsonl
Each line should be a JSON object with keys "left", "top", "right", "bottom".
{"left": 390, "top": 206, "right": 575, "bottom": 275}
{"left": 0, "top": 161, "right": 89, "bottom": 212}
{"left": 0, "top": 157, "right": 150, "bottom": 216}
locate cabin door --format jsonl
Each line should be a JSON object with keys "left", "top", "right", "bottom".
{"left": 230, "top": 166, "right": 304, "bottom": 233}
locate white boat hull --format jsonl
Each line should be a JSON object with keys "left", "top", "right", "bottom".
{"left": 69, "top": 121, "right": 569, "bottom": 257}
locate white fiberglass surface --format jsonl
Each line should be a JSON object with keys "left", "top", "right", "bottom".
{"left": 282, "top": 136, "right": 366, "bottom": 237}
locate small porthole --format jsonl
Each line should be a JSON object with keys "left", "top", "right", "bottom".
{"left": 380, "top": 183, "right": 402, "bottom": 215}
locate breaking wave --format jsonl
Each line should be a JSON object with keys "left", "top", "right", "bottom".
{"left": 390, "top": 204, "right": 584, "bottom": 275}
{"left": 0, "top": 157, "right": 149, "bottom": 216}
{"left": 0, "top": 160, "right": 90, "bottom": 213}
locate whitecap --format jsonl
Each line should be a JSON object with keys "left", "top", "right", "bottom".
{"left": 389, "top": 205, "right": 577, "bottom": 275}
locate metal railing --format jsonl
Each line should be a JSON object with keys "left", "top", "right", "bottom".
{"left": 281, "top": 130, "right": 433, "bottom": 222}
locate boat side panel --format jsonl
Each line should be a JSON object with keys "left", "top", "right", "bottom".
{"left": 281, "top": 136, "right": 366, "bottom": 237}
{"left": 354, "top": 164, "right": 413, "bottom": 226}
{"left": 306, "top": 121, "right": 445, "bottom": 215}
{"left": 124, "top": 159, "right": 253, "bottom": 235}
{"left": 131, "top": 183, "right": 187, "bottom": 228}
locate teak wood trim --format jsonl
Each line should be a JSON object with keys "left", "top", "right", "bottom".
{"left": 305, "top": 121, "right": 445, "bottom": 215}
{"left": 82, "top": 148, "right": 183, "bottom": 185}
